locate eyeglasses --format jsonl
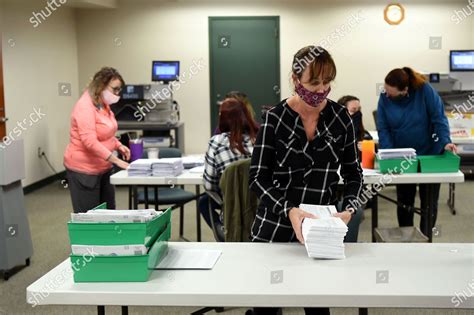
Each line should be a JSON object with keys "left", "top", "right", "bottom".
{"left": 109, "top": 85, "right": 122, "bottom": 94}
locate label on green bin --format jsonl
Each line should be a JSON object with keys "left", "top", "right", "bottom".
{"left": 68, "top": 208, "right": 172, "bottom": 246}
{"left": 70, "top": 223, "right": 171, "bottom": 282}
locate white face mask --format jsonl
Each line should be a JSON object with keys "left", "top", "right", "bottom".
{"left": 101, "top": 89, "right": 120, "bottom": 105}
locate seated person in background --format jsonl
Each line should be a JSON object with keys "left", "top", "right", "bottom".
{"left": 338, "top": 95, "right": 374, "bottom": 208}
{"left": 337, "top": 95, "right": 373, "bottom": 147}
{"left": 200, "top": 98, "right": 258, "bottom": 240}
{"left": 214, "top": 90, "right": 260, "bottom": 134}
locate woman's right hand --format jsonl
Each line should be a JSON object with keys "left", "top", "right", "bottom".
{"left": 115, "top": 159, "right": 129, "bottom": 170}
{"left": 288, "top": 207, "right": 318, "bottom": 244}
{"left": 108, "top": 154, "right": 129, "bottom": 170}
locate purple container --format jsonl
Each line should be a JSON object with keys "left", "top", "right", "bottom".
{"left": 129, "top": 139, "right": 144, "bottom": 162}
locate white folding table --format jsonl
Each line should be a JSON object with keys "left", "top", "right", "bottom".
{"left": 111, "top": 170, "right": 465, "bottom": 242}
{"left": 26, "top": 242, "right": 474, "bottom": 314}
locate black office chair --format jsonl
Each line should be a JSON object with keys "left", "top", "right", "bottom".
{"left": 135, "top": 148, "right": 200, "bottom": 241}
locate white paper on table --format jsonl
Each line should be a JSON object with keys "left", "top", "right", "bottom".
{"left": 362, "top": 168, "right": 381, "bottom": 176}
{"left": 71, "top": 244, "right": 147, "bottom": 256}
{"left": 299, "top": 204, "right": 337, "bottom": 218}
{"left": 189, "top": 166, "right": 205, "bottom": 173}
{"left": 154, "top": 248, "right": 222, "bottom": 270}
{"left": 182, "top": 155, "right": 205, "bottom": 164}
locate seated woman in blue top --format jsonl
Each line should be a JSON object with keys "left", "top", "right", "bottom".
{"left": 377, "top": 67, "right": 457, "bottom": 235}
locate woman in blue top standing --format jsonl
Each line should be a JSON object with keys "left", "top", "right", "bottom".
{"left": 377, "top": 67, "right": 457, "bottom": 235}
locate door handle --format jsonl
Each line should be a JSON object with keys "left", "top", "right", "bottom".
{"left": 273, "top": 85, "right": 281, "bottom": 95}
{"left": 0, "top": 117, "right": 8, "bottom": 123}
{"left": 216, "top": 94, "right": 223, "bottom": 106}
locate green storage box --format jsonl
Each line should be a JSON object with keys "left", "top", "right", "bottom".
{"left": 418, "top": 151, "right": 460, "bottom": 173}
{"left": 378, "top": 157, "right": 418, "bottom": 174}
{"left": 70, "top": 223, "right": 171, "bottom": 282}
{"left": 68, "top": 208, "right": 171, "bottom": 247}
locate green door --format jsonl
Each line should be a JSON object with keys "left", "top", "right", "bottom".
{"left": 209, "top": 16, "right": 280, "bottom": 133}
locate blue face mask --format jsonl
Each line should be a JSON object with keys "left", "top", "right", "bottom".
{"left": 387, "top": 92, "right": 408, "bottom": 102}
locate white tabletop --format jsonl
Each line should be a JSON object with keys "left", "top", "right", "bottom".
{"left": 111, "top": 170, "right": 203, "bottom": 186}
{"left": 362, "top": 170, "right": 465, "bottom": 184}
{"left": 27, "top": 242, "right": 474, "bottom": 309}
{"left": 110, "top": 170, "right": 464, "bottom": 186}
{"left": 368, "top": 130, "right": 474, "bottom": 145}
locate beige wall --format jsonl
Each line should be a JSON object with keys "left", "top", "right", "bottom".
{"left": 1, "top": 0, "right": 472, "bottom": 185}
{"left": 76, "top": 0, "right": 472, "bottom": 155}
{"left": 1, "top": 0, "right": 79, "bottom": 186}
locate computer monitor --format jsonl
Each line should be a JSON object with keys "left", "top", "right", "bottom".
{"left": 429, "top": 73, "right": 440, "bottom": 83}
{"left": 152, "top": 61, "right": 180, "bottom": 82}
{"left": 121, "top": 85, "right": 145, "bottom": 100}
{"left": 450, "top": 50, "right": 474, "bottom": 72}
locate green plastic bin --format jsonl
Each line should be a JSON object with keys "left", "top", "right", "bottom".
{"left": 377, "top": 157, "right": 418, "bottom": 174}
{"left": 70, "top": 223, "right": 171, "bottom": 282}
{"left": 68, "top": 208, "right": 171, "bottom": 247}
{"left": 418, "top": 151, "right": 460, "bottom": 173}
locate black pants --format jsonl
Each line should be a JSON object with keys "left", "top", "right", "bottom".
{"left": 396, "top": 184, "right": 441, "bottom": 235}
{"left": 67, "top": 169, "right": 116, "bottom": 213}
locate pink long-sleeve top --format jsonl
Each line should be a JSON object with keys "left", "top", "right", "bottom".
{"left": 64, "top": 90, "right": 122, "bottom": 175}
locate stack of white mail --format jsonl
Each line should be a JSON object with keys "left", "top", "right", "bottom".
{"left": 151, "top": 158, "right": 184, "bottom": 176}
{"left": 71, "top": 209, "right": 161, "bottom": 223}
{"left": 300, "top": 204, "right": 348, "bottom": 259}
{"left": 71, "top": 244, "right": 148, "bottom": 256}
{"left": 127, "top": 159, "right": 158, "bottom": 176}
{"left": 377, "top": 148, "right": 416, "bottom": 160}
{"left": 182, "top": 155, "right": 205, "bottom": 169}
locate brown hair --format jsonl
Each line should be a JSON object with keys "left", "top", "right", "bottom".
{"left": 385, "top": 67, "right": 426, "bottom": 91}
{"left": 218, "top": 98, "right": 257, "bottom": 155}
{"left": 337, "top": 95, "right": 365, "bottom": 141}
{"left": 88, "top": 67, "right": 125, "bottom": 105}
{"left": 292, "top": 46, "right": 336, "bottom": 84}
{"left": 225, "top": 91, "right": 256, "bottom": 120}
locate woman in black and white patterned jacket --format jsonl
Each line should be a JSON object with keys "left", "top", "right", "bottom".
{"left": 248, "top": 44, "right": 364, "bottom": 315}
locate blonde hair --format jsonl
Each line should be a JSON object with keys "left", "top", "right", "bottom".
{"left": 88, "top": 67, "right": 125, "bottom": 105}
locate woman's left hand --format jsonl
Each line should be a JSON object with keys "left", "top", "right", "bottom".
{"left": 444, "top": 143, "right": 458, "bottom": 154}
{"left": 333, "top": 210, "right": 352, "bottom": 225}
{"left": 118, "top": 145, "right": 131, "bottom": 161}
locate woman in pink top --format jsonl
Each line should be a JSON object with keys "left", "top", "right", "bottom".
{"left": 64, "top": 67, "right": 130, "bottom": 213}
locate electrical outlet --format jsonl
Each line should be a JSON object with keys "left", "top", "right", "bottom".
{"left": 37, "top": 147, "right": 43, "bottom": 158}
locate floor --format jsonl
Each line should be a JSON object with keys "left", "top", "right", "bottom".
{"left": 0, "top": 178, "right": 473, "bottom": 315}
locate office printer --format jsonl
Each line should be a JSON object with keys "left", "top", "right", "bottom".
{"left": 426, "top": 73, "right": 474, "bottom": 174}
{"left": 112, "top": 84, "right": 180, "bottom": 126}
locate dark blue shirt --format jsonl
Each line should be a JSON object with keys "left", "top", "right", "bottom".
{"left": 377, "top": 83, "right": 451, "bottom": 155}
